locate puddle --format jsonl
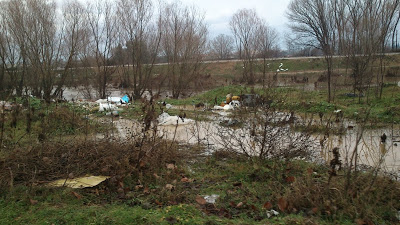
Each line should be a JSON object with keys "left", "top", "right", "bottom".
{"left": 106, "top": 109, "right": 400, "bottom": 173}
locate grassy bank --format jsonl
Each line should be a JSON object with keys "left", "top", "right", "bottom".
{"left": 1, "top": 146, "right": 399, "bottom": 224}
{"left": 162, "top": 84, "right": 400, "bottom": 125}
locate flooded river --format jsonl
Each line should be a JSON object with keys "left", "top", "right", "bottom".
{"left": 109, "top": 111, "right": 400, "bottom": 174}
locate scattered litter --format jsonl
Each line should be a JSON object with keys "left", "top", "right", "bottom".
{"left": 229, "top": 100, "right": 240, "bottom": 107}
{"left": 0, "top": 101, "right": 19, "bottom": 111}
{"left": 223, "top": 104, "right": 234, "bottom": 110}
{"left": 158, "top": 112, "right": 194, "bottom": 126}
{"left": 204, "top": 194, "right": 219, "bottom": 204}
{"left": 95, "top": 99, "right": 108, "bottom": 104}
{"left": 121, "top": 95, "right": 129, "bottom": 103}
{"left": 214, "top": 111, "right": 231, "bottom": 117}
{"left": 333, "top": 109, "right": 342, "bottom": 113}
{"left": 266, "top": 209, "right": 280, "bottom": 218}
{"left": 166, "top": 104, "right": 172, "bottom": 109}
{"left": 214, "top": 100, "right": 240, "bottom": 111}
{"left": 277, "top": 63, "right": 289, "bottom": 72}
{"left": 213, "top": 106, "right": 225, "bottom": 110}
{"left": 107, "top": 97, "right": 122, "bottom": 104}
{"left": 97, "top": 95, "right": 129, "bottom": 112}
{"left": 112, "top": 111, "right": 119, "bottom": 117}
{"left": 47, "top": 175, "right": 109, "bottom": 189}
{"left": 99, "top": 103, "right": 118, "bottom": 112}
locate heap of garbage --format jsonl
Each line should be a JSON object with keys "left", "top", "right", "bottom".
{"left": 213, "top": 93, "right": 241, "bottom": 110}
{"left": 158, "top": 112, "right": 194, "bottom": 126}
{"left": 96, "top": 95, "right": 130, "bottom": 113}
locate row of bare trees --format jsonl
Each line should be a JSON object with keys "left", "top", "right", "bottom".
{"left": 0, "top": 0, "right": 208, "bottom": 100}
{"left": 228, "top": 9, "right": 279, "bottom": 85}
{"left": 287, "top": 0, "right": 400, "bottom": 102}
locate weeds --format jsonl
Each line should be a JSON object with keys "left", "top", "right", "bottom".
{"left": 1, "top": 88, "right": 400, "bottom": 224}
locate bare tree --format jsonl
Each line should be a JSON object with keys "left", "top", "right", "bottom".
{"left": 334, "top": 0, "right": 400, "bottom": 101}
{"left": 210, "top": 34, "right": 234, "bottom": 60}
{"left": 0, "top": 7, "right": 7, "bottom": 94}
{"left": 287, "top": 0, "right": 336, "bottom": 102}
{"left": 230, "top": 8, "right": 262, "bottom": 84}
{"left": 85, "top": 0, "right": 119, "bottom": 99}
{"left": 116, "top": 0, "right": 161, "bottom": 99}
{"left": 257, "top": 22, "right": 279, "bottom": 88}
{"left": 160, "top": 1, "right": 208, "bottom": 99}
{"left": 52, "top": 0, "right": 88, "bottom": 99}
{"left": 0, "top": 0, "right": 29, "bottom": 97}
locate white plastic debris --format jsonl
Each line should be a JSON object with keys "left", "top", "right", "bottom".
{"left": 334, "top": 109, "right": 342, "bottom": 113}
{"left": 213, "top": 106, "right": 225, "bottom": 110}
{"left": 266, "top": 209, "right": 280, "bottom": 218}
{"left": 99, "top": 103, "right": 118, "bottom": 112}
{"left": 166, "top": 104, "right": 172, "bottom": 109}
{"left": 204, "top": 194, "right": 219, "bottom": 204}
{"left": 223, "top": 104, "right": 234, "bottom": 110}
{"left": 213, "top": 100, "right": 240, "bottom": 111}
{"left": 230, "top": 100, "right": 240, "bottom": 108}
{"left": 158, "top": 112, "right": 194, "bottom": 126}
{"left": 95, "top": 99, "right": 108, "bottom": 104}
{"left": 107, "top": 97, "right": 122, "bottom": 103}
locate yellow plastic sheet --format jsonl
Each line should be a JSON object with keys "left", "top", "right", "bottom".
{"left": 48, "top": 176, "right": 109, "bottom": 189}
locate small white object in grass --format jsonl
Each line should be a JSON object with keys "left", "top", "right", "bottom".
{"left": 204, "top": 194, "right": 219, "bottom": 204}
{"left": 334, "top": 109, "right": 342, "bottom": 113}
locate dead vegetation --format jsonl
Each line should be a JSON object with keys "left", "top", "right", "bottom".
{"left": 1, "top": 93, "right": 400, "bottom": 224}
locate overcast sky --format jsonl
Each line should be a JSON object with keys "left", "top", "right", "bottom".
{"left": 55, "top": 0, "right": 292, "bottom": 46}
{"left": 165, "top": 0, "right": 292, "bottom": 38}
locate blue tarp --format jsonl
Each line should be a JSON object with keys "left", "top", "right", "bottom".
{"left": 121, "top": 95, "right": 129, "bottom": 103}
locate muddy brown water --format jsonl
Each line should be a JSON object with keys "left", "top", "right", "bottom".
{"left": 108, "top": 112, "right": 400, "bottom": 174}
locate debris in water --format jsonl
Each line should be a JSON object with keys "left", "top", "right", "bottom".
{"left": 158, "top": 112, "right": 194, "bottom": 126}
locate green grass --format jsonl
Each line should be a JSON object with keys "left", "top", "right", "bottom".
{"left": 160, "top": 83, "right": 400, "bottom": 124}
{"left": 0, "top": 198, "right": 330, "bottom": 225}
{"left": 164, "top": 85, "right": 253, "bottom": 106}
{"left": 3, "top": 152, "right": 395, "bottom": 224}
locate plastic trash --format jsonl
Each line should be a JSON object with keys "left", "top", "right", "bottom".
{"left": 204, "top": 194, "right": 219, "bottom": 204}
{"left": 95, "top": 99, "right": 108, "bottom": 104}
{"left": 107, "top": 97, "right": 122, "bottom": 104}
{"left": 112, "top": 111, "right": 119, "bottom": 117}
{"left": 213, "top": 106, "right": 225, "bottom": 110}
{"left": 121, "top": 95, "right": 129, "bottom": 103}
{"left": 99, "top": 103, "right": 118, "bottom": 112}
{"left": 158, "top": 112, "right": 194, "bottom": 126}
{"left": 266, "top": 209, "right": 279, "bottom": 218}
